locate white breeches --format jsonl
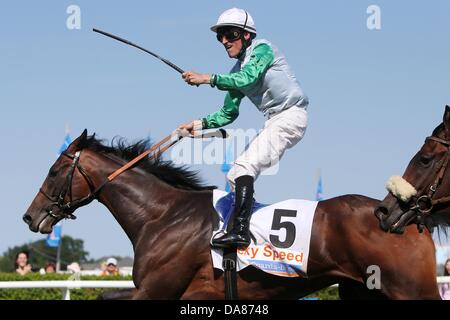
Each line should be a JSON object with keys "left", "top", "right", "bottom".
{"left": 227, "top": 106, "right": 308, "bottom": 191}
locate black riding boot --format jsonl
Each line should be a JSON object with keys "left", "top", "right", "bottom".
{"left": 212, "top": 175, "right": 254, "bottom": 249}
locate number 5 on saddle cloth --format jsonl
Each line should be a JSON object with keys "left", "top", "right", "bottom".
{"left": 211, "top": 189, "right": 318, "bottom": 278}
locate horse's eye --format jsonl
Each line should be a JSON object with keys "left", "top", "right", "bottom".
{"left": 419, "top": 155, "right": 433, "bottom": 166}
{"left": 48, "top": 168, "right": 58, "bottom": 177}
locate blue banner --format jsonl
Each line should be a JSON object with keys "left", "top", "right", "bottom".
{"left": 46, "top": 131, "right": 71, "bottom": 247}
{"left": 46, "top": 222, "right": 62, "bottom": 247}
{"left": 221, "top": 143, "right": 234, "bottom": 192}
{"left": 316, "top": 176, "right": 324, "bottom": 201}
{"left": 58, "top": 133, "right": 72, "bottom": 156}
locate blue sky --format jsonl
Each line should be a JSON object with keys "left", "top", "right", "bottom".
{"left": 1, "top": 1, "right": 449, "bottom": 262}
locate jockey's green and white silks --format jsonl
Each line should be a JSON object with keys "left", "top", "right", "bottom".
{"left": 202, "top": 39, "right": 309, "bottom": 129}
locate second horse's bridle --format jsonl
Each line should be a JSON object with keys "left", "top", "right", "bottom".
{"left": 406, "top": 136, "right": 450, "bottom": 231}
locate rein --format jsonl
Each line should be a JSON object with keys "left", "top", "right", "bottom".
{"left": 39, "top": 150, "right": 97, "bottom": 220}
{"left": 39, "top": 129, "right": 227, "bottom": 220}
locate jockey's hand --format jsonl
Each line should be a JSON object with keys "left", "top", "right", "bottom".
{"left": 182, "top": 71, "right": 211, "bottom": 86}
{"left": 177, "top": 120, "right": 202, "bottom": 137}
{"left": 178, "top": 122, "right": 194, "bottom": 134}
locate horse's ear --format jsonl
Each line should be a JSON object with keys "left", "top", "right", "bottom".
{"left": 444, "top": 105, "right": 450, "bottom": 132}
{"left": 80, "top": 129, "right": 88, "bottom": 140}
{"left": 67, "top": 129, "right": 88, "bottom": 152}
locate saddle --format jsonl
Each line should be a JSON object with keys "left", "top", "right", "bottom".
{"left": 214, "top": 191, "right": 268, "bottom": 231}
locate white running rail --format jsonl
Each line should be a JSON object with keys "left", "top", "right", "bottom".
{"left": 0, "top": 280, "right": 135, "bottom": 300}
{"left": 0, "top": 277, "right": 449, "bottom": 300}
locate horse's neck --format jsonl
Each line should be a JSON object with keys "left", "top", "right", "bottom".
{"left": 99, "top": 178, "right": 152, "bottom": 242}
{"left": 85, "top": 152, "right": 186, "bottom": 248}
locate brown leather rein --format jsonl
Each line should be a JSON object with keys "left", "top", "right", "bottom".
{"left": 39, "top": 129, "right": 227, "bottom": 220}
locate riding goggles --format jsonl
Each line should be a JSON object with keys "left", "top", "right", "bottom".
{"left": 216, "top": 28, "right": 242, "bottom": 42}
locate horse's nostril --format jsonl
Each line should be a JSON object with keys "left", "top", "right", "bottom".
{"left": 375, "top": 206, "right": 389, "bottom": 218}
{"left": 23, "top": 214, "right": 32, "bottom": 225}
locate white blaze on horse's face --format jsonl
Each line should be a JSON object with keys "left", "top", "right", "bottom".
{"left": 386, "top": 176, "right": 418, "bottom": 203}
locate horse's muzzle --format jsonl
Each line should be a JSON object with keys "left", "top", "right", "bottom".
{"left": 374, "top": 206, "right": 391, "bottom": 231}
{"left": 23, "top": 213, "right": 32, "bottom": 225}
{"left": 375, "top": 204, "right": 417, "bottom": 234}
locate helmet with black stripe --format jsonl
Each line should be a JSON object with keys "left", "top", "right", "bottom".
{"left": 211, "top": 8, "right": 256, "bottom": 36}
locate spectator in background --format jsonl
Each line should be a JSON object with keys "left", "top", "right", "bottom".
{"left": 67, "top": 262, "right": 81, "bottom": 273}
{"left": 15, "top": 251, "right": 32, "bottom": 275}
{"left": 100, "top": 261, "right": 107, "bottom": 274}
{"left": 44, "top": 262, "right": 56, "bottom": 273}
{"left": 439, "top": 258, "right": 450, "bottom": 300}
{"left": 100, "top": 257, "right": 119, "bottom": 276}
{"left": 39, "top": 262, "right": 56, "bottom": 275}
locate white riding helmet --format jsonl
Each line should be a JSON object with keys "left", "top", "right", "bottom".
{"left": 210, "top": 8, "right": 256, "bottom": 34}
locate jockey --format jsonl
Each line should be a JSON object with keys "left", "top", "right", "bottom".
{"left": 179, "top": 8, "right": 309, "bottom": 249}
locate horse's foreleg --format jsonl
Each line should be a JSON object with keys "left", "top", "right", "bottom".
{"left": 181, "top": 262, "right": 224, "bottom": 300}
{"left": 97, "top": 288, "right": 137, "bottom": 300}
{"left": 338, "top": 279, "right": 388, "bottom": 300}
{"left": 379, "top": 273, "right": 441, "bottom": 300}
{"left": 129, "top": 259, "right": 200, "bottom": 300}
{"left": 132, "top": 270, "right": 198, "bottom": 299}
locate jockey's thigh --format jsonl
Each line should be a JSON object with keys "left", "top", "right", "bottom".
{"left": 227, "top": 106, "right": 307, "bottom": 189}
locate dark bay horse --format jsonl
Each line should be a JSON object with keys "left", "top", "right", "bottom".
{"left": 23, "top": 129, "right": 440, "bottom": 299}
{"left": 376, "top": 107, "right": 450, "bottom": 253}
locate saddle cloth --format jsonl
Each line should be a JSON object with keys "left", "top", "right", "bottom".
{"left": 211, "top": 189, "right": 318, "bottom": 277}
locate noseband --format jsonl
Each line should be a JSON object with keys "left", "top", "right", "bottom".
{"left": 407, "top": 136, "right": 450, "bottom": 231}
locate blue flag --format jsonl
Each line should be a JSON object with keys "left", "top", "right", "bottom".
{"left": 316, "top": 176, "right": 324, "bottom": 201}
{"left": 46, "top": 131, "right": 71, "bottom": 247}
{"left": 221, "top": 143, "right": 234, "bottom": 192}
{"left": 58, "top": 133, "right": 72, "bottom": 156}
{"left": 46, "top": 222, "right": 62, "bottom": 247}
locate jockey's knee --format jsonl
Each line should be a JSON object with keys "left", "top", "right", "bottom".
{"left": 228, "top": 162, "right": 259, "bottom": 192}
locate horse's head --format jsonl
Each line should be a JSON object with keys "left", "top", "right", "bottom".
{"left": 23, "top": 129, "right": 96, "bottom": 234}
{"left": 375, "top": 106, "right": 450, "bottom": 234}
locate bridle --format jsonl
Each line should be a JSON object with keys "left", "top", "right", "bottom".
{"left": 38, "top": 132, "right": 179, "bottom": 221}
{"left": 406, "top": 136, "right": 450, "bottom": 231}
{"left": 39, "top": 151, "right": 98, "bottom": 220}
{"left": 37, "top": 128, "right": 228, "bottom": 223}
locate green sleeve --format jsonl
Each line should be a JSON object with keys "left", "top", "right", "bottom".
{"left": 202, "top": 90, "right": 244, "bottom": 129}
{"left": 213, "top": 43, "right": 274, "bottom": 90}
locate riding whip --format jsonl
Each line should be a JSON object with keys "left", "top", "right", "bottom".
{"left": 93, "top": 28, "right": 185, "bottom": 74}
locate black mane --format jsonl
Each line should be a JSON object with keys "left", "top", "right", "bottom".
{"left": 80, "top": 134, "right": 215, "bottom": 191}
{"left": 426, "top": 212, "right": 450, "bottom": 242}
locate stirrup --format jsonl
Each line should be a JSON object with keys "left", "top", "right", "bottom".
{"left": 211, "top": 232, "right": 251, "bottom": 249}
{"left": 210, "top": 229, "right": 227, "bottom": 247}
